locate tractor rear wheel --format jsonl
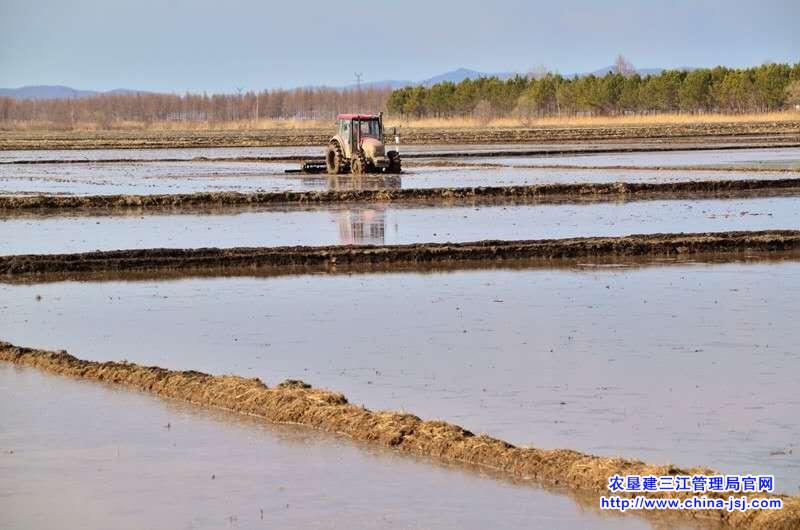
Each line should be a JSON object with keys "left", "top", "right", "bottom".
{"left": 352, "top": 153, "right": 367, "bottom": 175}
{"left": 326, "top": 142, "right": 344, "bottom": 174}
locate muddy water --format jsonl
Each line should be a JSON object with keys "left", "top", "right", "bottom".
{"left": 1, "top": 261, "right": 798, "bottom": 493}
{"left": 0, "top": 146, "right": 323, "bottom": 163}
{"left": 464, "top": 147, "right": 800, "bottom": 169}
{"left": 0, "top": 144, "right": 556, "bottom": 163}
{"left": 1, "top": 160, "right": 796, "bottom": 196}
{"left": 0, "top": 365, "right": 659, "bottom": 530}
{"left": 0, "top": 160, "right": 300, "bottom": 196}
{"left": 0, "top": 140, "right": 793, "bottom": 163}
{"left": 1, "top": 196, "right": 798, "bottom": 255}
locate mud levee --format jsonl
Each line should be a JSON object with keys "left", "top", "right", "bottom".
{"left": 1, "top": 122, "right": 799, "bottom": 150}
{"left": 4, "top": 251, "right": 800, "bottom": 285}
{"left": 3, "top": 231, "right": 799, "bottom": 276}
{"left": 2, "top": 178, "right": 800, "bottom": 212}
{"left": 0, "top": 342, "right": 797, "bottom": 529}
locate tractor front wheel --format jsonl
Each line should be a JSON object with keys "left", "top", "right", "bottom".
{"left": 326, "top": 142, "right": 344, "bottom": 174}
{"left": 352, "top": 153, "right": 367, "bottom": 175}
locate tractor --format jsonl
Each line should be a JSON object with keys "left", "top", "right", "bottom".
{"left": 325, "top": 113, "right": 401, "bottom": 174}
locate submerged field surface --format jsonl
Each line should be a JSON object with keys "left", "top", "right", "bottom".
{"left": 2, "top": 139, "right": 799, "bottom": 529}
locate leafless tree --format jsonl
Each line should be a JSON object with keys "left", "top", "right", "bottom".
{"left": 526, "top": 64, "right": 552, "bottom": 80}
{"left": 472, "top": 99, "right": 493, "bottom": 125}
{"left": 0, "top": 85, "right": 394, "bottom": 129}
{"left": 614, "top": 54, "right": 635, "bottom": 76}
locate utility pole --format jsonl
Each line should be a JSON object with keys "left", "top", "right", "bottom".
{"left": 354, "top": 72, "right": 363, "bottom": 112}
{"left": 235, "top": 86, "right": 244, "bottom": 121}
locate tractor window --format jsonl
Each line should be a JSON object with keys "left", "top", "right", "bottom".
{"left": 357, "top": 119, "right": 382, "bottom": 139}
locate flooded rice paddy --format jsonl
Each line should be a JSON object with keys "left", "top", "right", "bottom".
{"left": 461, "top": 146, "right": 800, "bottom": 170}
{"left": 1, "top": 196, "right": 797, "bottom": 255}
{"left": 0, "top": 141, "right": 771, "bottom": 163}
{"left": 1, "top": 261, "right": 798, "bottom": 494}
{"left": 1, "top": 364, "right": 661, "bottom": 530}
{"left": 1, "top": 142, "right": 799, "bottom": 527}
{"left": 1, "top": 145, "right": 796, "bottom": 198}
{"left": 0, "top": 161, "right": 796, "bottom": 196}
{"left": 0, "top": 145, "right": 796, "bottom": 200}
{"left": 0, "top": 143, "right": 605, "bottom": 163}
{"left": 1, "top": 140, "right": 796, "bottom": 163}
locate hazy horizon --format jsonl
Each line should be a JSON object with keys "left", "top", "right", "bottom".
{"left": 1, "top": 0, "right": 798, "bottom": 93}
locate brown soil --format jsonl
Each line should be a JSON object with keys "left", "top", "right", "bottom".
{"left": 2, "top": 122, "right": 799, "bottom": 150}
{"left": 0, "top": 342, "right": 796, "bottom": 529}
{"left": 2, "top": 178, "right": 799, "bottom": 212}
{"left": 2, "top": 231, "right": 799, "bottom": 276}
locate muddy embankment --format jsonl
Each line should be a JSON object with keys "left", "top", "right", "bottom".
{"left": 0, "top": 342, "right": 797, "bottom": 529}
{"left": 2, "top": 178, "right": 800, "bottom": 211}
{"left": 2, "top": 122, "right": 799, "bottom": 150}
{"left": 3, "top": 231, "right": 799, "bottom": 276}
{"left": 4, "top": 252, "right": 800, "bottom": 286}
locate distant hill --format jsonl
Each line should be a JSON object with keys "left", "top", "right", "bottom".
{"left": 420, "top": 68, "right": 514, "bottom": 85}
{"left": 0, "top": 85, "right": 98, "bottom": 100}
{"left": 2, "top": 66, "right": 691, "bottom": 100}
{"left": 353, "top": 79, "right": 414, "bottom": 90}
{"left": 354, "top": 66, "right": 683, "bottom": 90}
{"left": 353, "top": 68, "right": 514, "bottom": 90}
{"left": 0, "top": 85, "right": 149, "bottom": 100}
{"left": 581, "top": 65, "right": 696, "bottom": 77}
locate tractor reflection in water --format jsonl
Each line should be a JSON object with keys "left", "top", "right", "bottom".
{"left": 331, "top": 169, "right": 396, "bottom": 245}
{"left": 337, "top": 207, "right": 387, "bottom": 245}
{"left": 326, "top": 173, "right": 402, "bottom": 191}
{"left": 296, "top": 172, "right": 401, "bottom": 192}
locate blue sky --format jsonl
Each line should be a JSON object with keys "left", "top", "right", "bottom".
{"left": 1, "top": 0, "right": 798, "bottom": 92}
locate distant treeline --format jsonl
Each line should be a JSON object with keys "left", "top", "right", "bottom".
{"left": 387, "top": 63, "right": 800, "bottom": 121}
{"left": 0, "top": 86, "right": 392, "bottom": 129}
{"left": 2, "top": 63, "right": 800, "bottom": 130}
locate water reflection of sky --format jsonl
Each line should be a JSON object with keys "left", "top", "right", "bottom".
{"left": 2, "top": 163, "right": 795, "bottom": 196}
{"left": 1, "top": 196, "right": 798, "bottom": 255}
{"left": 2, "top": 365, "right": 642, "bottom": 530}
{"left": 3, "top": 262, "right": 798, "bottom": 492}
